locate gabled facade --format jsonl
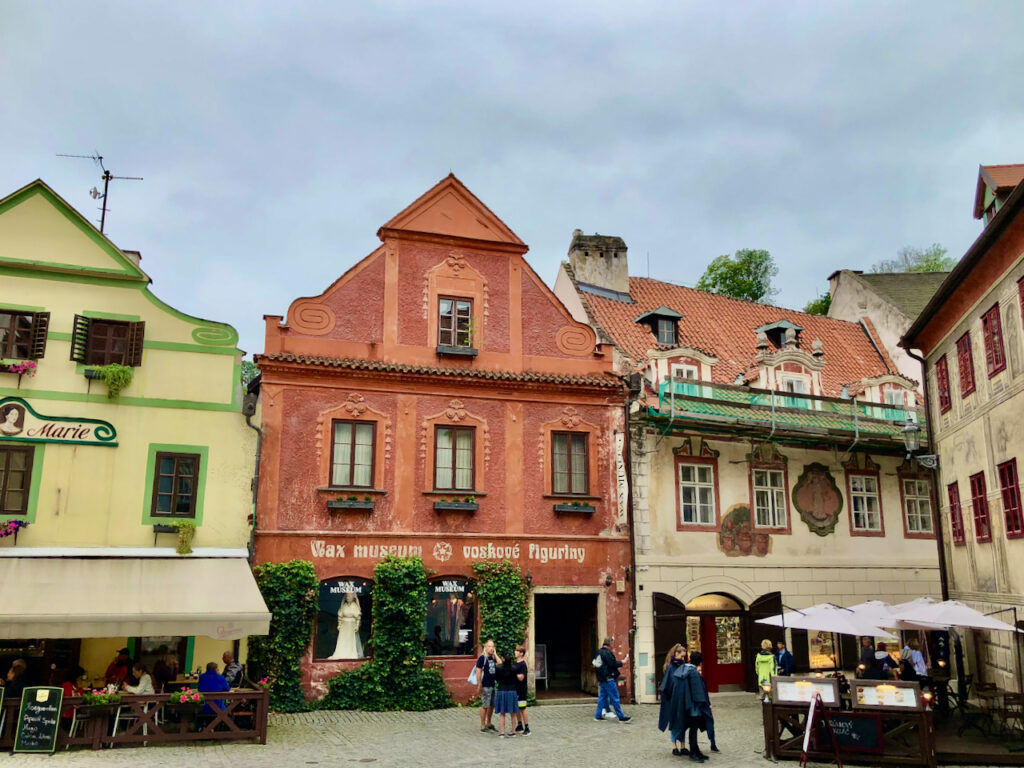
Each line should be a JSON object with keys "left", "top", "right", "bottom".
{"left": 974, "top": 164, "right": 1024, "bottom": 226}
{"left": 556, "top": 233, "right": 942, "bottom": 702}
{"left": 827, "top": 269, "right": 947, "bottom": 391}
{"left": 0, "top": 181, "right": 267, "bottom": 686}
{"left": 254, "top": 176, "right": 631, "bottom": 701}
{"left": 903, "top": 167, "right": 1024, "bottom": 691}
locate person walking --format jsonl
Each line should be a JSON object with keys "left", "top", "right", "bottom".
{"left": 662, "top": 651, "right": 710, "bottom": 762}
{"left": 693, "top": 653, "right": 718, "bottom": 754}
{"left": 754, "top": 638, "right": 777, "bottom": 689}
{"left": 593, "top": 637, "right": 630, "bottom": 723}
{"left": 658, "top": 643, "right": 688, "bottom": 756}
{"left": 776, "top": 640, "right": 795, "bottom": 676}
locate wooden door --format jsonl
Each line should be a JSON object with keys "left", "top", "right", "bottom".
{"left": 653, "top": 593, "right": 687, "bottom": 694}
{"left": 745, "top": 591, "right": 783, "bottom": 692}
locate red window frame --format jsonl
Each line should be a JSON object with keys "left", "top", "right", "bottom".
{"left": 981, "top": 304, "right": 1006, "bottom": 377}
{"left": 970, "top": 472, "right": 992, "bottom": 543}
{"left": 998, "top": 459, "right": 1024, "bottom": 539}
{"left": 935, "top": 355, "right": 951, "bottom": 414}
{"left": 948, "top": 482, "right": 965, "bottom": 546}
{"left": 955, "top": 333, "right": 976, "bottom": 396}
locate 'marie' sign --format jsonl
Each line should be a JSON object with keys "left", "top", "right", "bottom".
{"left": 0, "top": 397, "right": 117, "bottom": 447}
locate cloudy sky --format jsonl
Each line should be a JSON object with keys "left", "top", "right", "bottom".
{"left": 3, "top": 2, "right": 1024, "bottom": 357}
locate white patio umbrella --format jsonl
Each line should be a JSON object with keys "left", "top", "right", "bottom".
{"left": 894, "top": 599, "right": 1022, "bottom": 632}
{"left": 757, "top": 602, "right": 896, "bottom": 639}
{"left": 846, "top": 599, "right": 947, "bottom": 631}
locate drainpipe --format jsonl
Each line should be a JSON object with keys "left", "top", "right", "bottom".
{"left": 242, "top": 379, "right": 262, "bottom": 567}
{"left": 906, "top": 349, "right": 950, "bottom": 601}
{"left": 623, "top": 374, "right": 641, "bottom": 704}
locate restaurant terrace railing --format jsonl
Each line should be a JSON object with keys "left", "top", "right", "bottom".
{"left": 653, "top": 379, "right": 927, "bottom": 449}
{"left": 0, "top": 689, "right": 269, "bottom": 751}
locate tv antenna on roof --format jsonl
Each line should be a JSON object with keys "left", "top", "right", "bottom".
{"left": 56, "top": 152, "right": 143, "bottom": 234}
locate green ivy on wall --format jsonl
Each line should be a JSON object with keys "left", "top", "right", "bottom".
{"left": 320, "top": 555, "right": 452, "bottom": 711}
{"left": 247, "top": 560, "right": 318, "bottom": 712}
{"left": 472, "top": 560, "right": 530, "bottom": 657}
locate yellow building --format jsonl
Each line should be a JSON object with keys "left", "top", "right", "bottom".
{"left": 0, "top": 180, "right": 268, "bottom": 687}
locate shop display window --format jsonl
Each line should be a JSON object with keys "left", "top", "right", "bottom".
{"left": 315, "top": 579, "right": 373, "bottom": 660}
{"left": 424, "top": 579, "right": 475, "bottom": 656}
{"left": 808, "top": 630, "right": 837, "bottom": 670}
{"left": 715, "top": 617, "right": 742, "bottom": 665}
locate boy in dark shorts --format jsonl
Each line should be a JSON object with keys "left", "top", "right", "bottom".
{"left": 476, "top": 640, "right": 497, "bottom": 732}
{"left": 513, "top": 645, "right": 530, "bottom": 735}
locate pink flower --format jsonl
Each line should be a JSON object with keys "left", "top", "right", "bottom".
{"left": 192, "top": 694, "right": 199, "bottom": 701}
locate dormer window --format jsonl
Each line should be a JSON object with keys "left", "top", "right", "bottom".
{"left": 635, "top": 306, "right": 683, "bottom": 347}
{"left": 755, "top": 319, "right": 803, "bottom": 350}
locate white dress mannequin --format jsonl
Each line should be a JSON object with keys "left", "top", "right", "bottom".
{"left": 329, "top": 592, "right": 363, "bottom": 659}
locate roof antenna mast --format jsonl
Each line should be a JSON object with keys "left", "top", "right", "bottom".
{"left": 56, "top": 152, "right": 143, "bottom": 233}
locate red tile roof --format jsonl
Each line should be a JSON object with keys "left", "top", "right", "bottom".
{"left": 576, "top": 274, "right": 896, "bottom": 397}
{"left": 974, "top": 164, "right": 1024, "bottom": 218}
{"left": 256, "top": 352, "right": 623, "bottom": 388}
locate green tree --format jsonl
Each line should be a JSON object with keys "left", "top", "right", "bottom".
{"left": 804, "top": 293, "right": 831, "bottom": 316}
{"left": 871, "top": 243, "right": 956, "bottom": 273}
{"left": 695, "top": 249, "right": 778, "bottom": 303}
{"left": 241, "top": 360, "right": 259, "bottom": 385}
{"left": 472, "top": 560, "right": 530, "bottom": 658}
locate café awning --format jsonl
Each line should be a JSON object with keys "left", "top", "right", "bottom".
{"left": 0, "top": 553, "right": 271, "bottom": 640}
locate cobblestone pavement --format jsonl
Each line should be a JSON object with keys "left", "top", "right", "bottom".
{"left": 4, "top": 694, "right": 1000, "bottom": 767}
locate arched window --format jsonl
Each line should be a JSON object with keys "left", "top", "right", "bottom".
{"left": 425, "top": 579, "right": 475, "bottom": 656}
{"left": 315, "top": 578, "right": 372, "bottom": 660}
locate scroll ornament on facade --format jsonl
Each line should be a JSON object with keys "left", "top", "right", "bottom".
{"left": 718, "top": 504, "right": 770, "bottom": 557}
{"left": 793, "top": 462, "right": 843, "bottom": 536}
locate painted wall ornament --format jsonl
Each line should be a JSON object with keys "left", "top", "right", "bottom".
{"left": 793, "top": 462, "right": 843, "bottom": 536}
{"left": 718, "top": 504, "right": 771, "bottom": 557}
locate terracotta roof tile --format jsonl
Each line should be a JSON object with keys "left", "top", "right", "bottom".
{"left": 578, "top": 276, "right": 895, "bottom": 398}
{"left": 256, "top": 353, "right": 623, "bottom": 389}
{"left": 975, "top": 164, "right": 1024, "bottom": 218}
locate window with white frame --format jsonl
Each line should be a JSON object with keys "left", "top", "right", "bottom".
{"left": 903, "top": 477, "right": 934, "bottom": 534}
{"left": 781, "top": 377, "right": 809, "bottom": 409}
{"left": 753, "top": 468, "right": 787, "bottom": 527}
{"left": 849, "top": 474, "right": 882, "bottom": 532}
{"left": 678, "top": 462, "right": 715, "bottom": 525}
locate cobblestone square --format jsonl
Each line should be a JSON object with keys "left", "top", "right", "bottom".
{"left": 3, "top": 695, "right": 998, "bottom": 768}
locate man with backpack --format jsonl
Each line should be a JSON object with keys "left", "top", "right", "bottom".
{"left": 593, "top": 636, "right": 631, "bottom": 722}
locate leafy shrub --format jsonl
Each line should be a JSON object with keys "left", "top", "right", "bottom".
{"left": 472, "top": 560, "right": 529, "bottom": 658}
{"left": 247, "top": 560, "right": 318, "bottom": 712}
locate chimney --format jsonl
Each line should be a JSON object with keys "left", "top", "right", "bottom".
{"left": 567, "top": 230, "right": 630, "bottom": 295}
{"left": 122, "top": 250, "right": 142, "bottom": 267}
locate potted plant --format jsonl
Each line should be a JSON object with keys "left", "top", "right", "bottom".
{"left": 553, "top": 500, "right": 595, "bottom": 514}
{"left": 327, "top": 495, "right": 375, "bottom": 511}
{"left": 0, "top": 360, "right": 36, "bottom": 376}
{"left": 80, "top": 688, "right": 122, "bottom": 716}
{"left": 173, "top": 521, "right": 196, "bottom": 555}
{"left": 85, "top": 363, "right": 133, "bottom": 399}
{"left": 168, "top": 687, "right": 204, "bottom": 713}
{"left": 433, "top": 497, "right": 479, "bottom": 513}
{"left": 0, "top": 519, "right": 28, "bottom": 543}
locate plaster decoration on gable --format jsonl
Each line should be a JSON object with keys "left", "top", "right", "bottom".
{"left": 755, "top": 332, "right": 770, "bottom": 359}
{"left": 760, "top": 348, "right": 825, "bottom": 372}
{"left": 343, "top": 393, "right": 368, "bottom": 417}
{"left": 556, "top": 325, "right": 596, "bottom": 356}
{"left": 446, "top": 399, "right": 468, "bottom": 421}
{"left": 289, "top": 299, "right": 337, "bottom": 335}
{"left": 421, "top": 251, "right": 490, "bottom": 325}
{"left": 784, "top": 327, "right": 798, "bottom": 349}
{"left": 315, "top": 395, "right": 393, "bottom": 474}
{"left": 648, "top": 347, "right": 719, "bottom": 366}
{"left": 842, "top": 453, "right": 879, "bottom": 472}
{"left": 560, "top": 406, "right": 582, "bottom": 428}
{"left": 746, "top": 442, "right": 787, "bottom": 464}
{"left": 672, "top": 436, "right": 720, "bottom": 458}
{"left": 860, "top": 373, "right": 918, "bottom": 391}
{"left": 812, "top": 339, "right": 824, "bottom": 358}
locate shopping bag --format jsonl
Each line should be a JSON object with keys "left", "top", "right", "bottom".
{"left": 468, "top": 665, "right": 479, "bottom": 685}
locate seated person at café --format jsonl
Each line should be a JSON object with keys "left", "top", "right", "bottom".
{"left": 123, "top": 662, "right": 155, "bottom": 695}
{"left": 153, "top": 651, "right": 180, "bottom": 692}
{"left": 865, "top": 642, "right": 898, "bottom": 680}
{"left": 198, "top": 661, "right": 230, "bottom": 714}
{"left": 60, "top": 666, "right": 86, "bottom": 721}
{"left": 222, "top": 651, "right": 243, "bottom": 688}
{"left": 105, "top": 648, "right": 132, "bottom": 686}
{"left": 4, "top": 659, "right": 28, "bottom": 699}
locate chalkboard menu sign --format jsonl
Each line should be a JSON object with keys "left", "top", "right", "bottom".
{"left": 821, "top": 712, "right": 884, "bottom": 754}
{"left": 14, "top": 686, "right": 64, "bottom": 753}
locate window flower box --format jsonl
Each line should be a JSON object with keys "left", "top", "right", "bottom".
{"left": 433, "top": 501, "right": 478, "bottom": 513}
{"left": 436, "top": 345, "right": 478, "bottom": 358}
{"left": 553, "top": 502, "right": 595, "bottom": 515}
{"left": 327, "top": 499, "right": 375, "bottom": 511}
{"left": 152, "top": 524, "right": 178, "bottom": 534}
{"left": 0, "top": 360, "right": 36, "bottom": 376}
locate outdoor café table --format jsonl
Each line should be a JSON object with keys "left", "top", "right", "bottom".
{"left": 975, "top": 687, "right": 1004, "bottom": 734}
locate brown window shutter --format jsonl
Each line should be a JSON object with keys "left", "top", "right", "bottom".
{"left": 28, "top": 312, "right": 50, "bottom": 360}
{"left": 70, "top": 314, "right": 91, "bottom": 363}
{"left": 126, "top": 321, "right": 146, "bottom": 367}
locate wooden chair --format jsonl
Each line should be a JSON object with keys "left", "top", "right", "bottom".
{"left": 1000, "top": 693, "right": 1024, "bottom": 736}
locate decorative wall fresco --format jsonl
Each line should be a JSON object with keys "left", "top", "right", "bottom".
{"left": 718, "top": 504, "right": 771, "bottom": 557}
{"left": 793, "top": 462, "right": 843, "bottom": 536}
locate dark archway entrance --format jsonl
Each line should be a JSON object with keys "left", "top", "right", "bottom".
{"left": 534, "top": 593, "right": 599, "bottom": 697}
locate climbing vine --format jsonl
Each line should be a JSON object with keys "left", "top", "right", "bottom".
{"left": 247, "top": 560, "right": 318, "bottom": 712}
{"left": 472, "top": 560, "right": 530, "bottom": 657}
{"left": 320, "top": 555, "right": 452, "bottom": 711}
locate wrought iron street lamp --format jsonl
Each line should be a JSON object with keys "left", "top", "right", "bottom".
{"left": 901, "top": 418, "right": 938, "bottom": 469}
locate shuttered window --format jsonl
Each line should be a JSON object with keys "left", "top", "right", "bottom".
{"left": 981, "top": 305, "right": 1006, "bottom": 377}
{"left": 0, "top": 310, "right": 49, "bottom": 360}
{"left": 970, "top": 472, "right": 991, "bottom": 543}
{"left": 70, "top": 315, "right": 145, "bottom": 366}
{"left": 948, "top": 482, "right": 965, "bottom": 546}
{"left": 0, "top": 446, "right": 33, "bottom": 516}
{"left": 935, "top": 356, "right": 951, "bottom": 414}
{"left": 955, "top": 333, "right": 975, "bottom": 396}
{"left": 998, "top": 459, "right": 1024, "bottom": 539}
